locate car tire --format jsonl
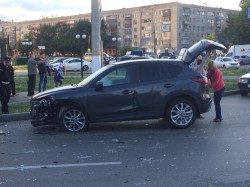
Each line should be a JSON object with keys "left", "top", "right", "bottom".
{"left": 82, "top": 65, "right": 89, "bottom": 71}
{"left": 166, "top": 99, "right": 197, "bottom": 129}
{"left": 59, "top": 105, "right": 88, "bottom": 132}
{"left": 240, "top": 61, "right": 243, "bottom": 65}
{"left": 223, "top": 65, "right": 226, "bottom": 69}
{"left": 240, "top": 90, "right": 248, "bottom": 96}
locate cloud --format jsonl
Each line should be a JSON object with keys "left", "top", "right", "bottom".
{"left": 0, "top": 0, "right": 90, "bottom": 21}
{"left": 0, "top": 0, "right": 241, "bottom": 22}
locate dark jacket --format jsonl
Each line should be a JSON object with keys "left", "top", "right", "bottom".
{"left": 0, "top": 63, "right": 13, "bottom": 83}
{"left": 38, "top": 62, "right": 47, "bottom": 75}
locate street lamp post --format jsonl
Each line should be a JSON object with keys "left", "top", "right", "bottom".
{"left": 21, "top": 41, "right": 32, "bottom": 60}
{"left": 112, "top": 36, "right": 121, "bottom": 61}
{"left": 76, "top": 34, "right": 87, "bottom": 78}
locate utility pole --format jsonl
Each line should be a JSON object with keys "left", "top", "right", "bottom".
{"left": 91, "top": 0, "right": 102, "bottom": 73}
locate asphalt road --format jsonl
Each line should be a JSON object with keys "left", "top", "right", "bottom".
{"left": 1, "top": 95, "right": 250, "bottom": 187}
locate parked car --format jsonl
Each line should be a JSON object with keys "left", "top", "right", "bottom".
{"left": 233, "top": 55, "right": 250, "bottom": 65}
{"left": 51, "top": 58, "right": 91, "bottom": 71}
{"left": 214, "top": 57, "right": 239, "bottom": 69}
{"left": 50, "top": 57, "right": 69, "bottom": 65}
{"left": 118, "top": 55, "right": 152, "bottom": 62}
{"left": 159, "top": 53, "right": 176, "bottom": 59}
{"left": 30, "top": 39, "right": 226, "bottom": 132}
{"left": 238, "top": 71, "right": 250, "bottom": 96}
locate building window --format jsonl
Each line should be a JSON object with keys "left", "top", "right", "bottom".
{"left": 134, "top": 35, "right": 137, "bottom": 38}
{"left": 193, "top": 26, "right": 196, "bottom": 31}
{"left": 134, "top": 28, "right": 138, "bottom": 32}
{"left": 201, "top": 11, "right": 205, "bottom": 16}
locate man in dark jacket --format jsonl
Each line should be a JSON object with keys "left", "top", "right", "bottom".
{"left": 38, "top": 52, "right": 47, "bottom": 93}
{"left": 0, "top": 57, "right": 13, "bottom": 114}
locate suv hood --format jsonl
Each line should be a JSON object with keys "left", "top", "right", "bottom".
{"left": 32, "top": 85, "right": 78, "bottom": 99}
{"left": 182, "top": 39, "right": 226, "bottom": 63}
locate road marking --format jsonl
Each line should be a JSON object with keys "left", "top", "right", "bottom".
{"left": 0, "top": 162, "right": 122, "bottom": 171}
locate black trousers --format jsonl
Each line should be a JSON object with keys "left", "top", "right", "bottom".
{"left": 54, "top": 80, "right": 62, "bottom": 87}
{"left": 28, "top": 74, "right": 36, "bottom": 96}
{"left": 10, "top": 78, "right": 16, "bottom": 95}
{"left": 0, "top": 83, "right": 11, "bottom": 114}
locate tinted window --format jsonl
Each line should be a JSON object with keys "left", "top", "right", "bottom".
{"left": 139, "top": 63, "right": 181, "bottom": 82}
{"left": 100, "top": 65, "right": 135, "bottom": 87}
{"left": 166, "top": 64, "right": 182, "bottom": 78}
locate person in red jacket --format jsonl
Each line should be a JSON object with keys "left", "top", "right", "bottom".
{"left": 207, "top": 61, "right": 225, "bottom": 122}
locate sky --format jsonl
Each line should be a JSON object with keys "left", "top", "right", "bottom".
{"left": 0, "top": 0, "right": 241, "bottom": 22}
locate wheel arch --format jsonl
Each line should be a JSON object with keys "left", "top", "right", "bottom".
{"left": 164, "top": 94, "right": 200, "bottom": 117}
{"left": 55, "top": 99, "right": 90, "bottom": 122}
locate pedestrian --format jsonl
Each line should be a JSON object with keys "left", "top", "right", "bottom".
{"left": 38, "top": 52, "right": 48, "bottom": 93}
{"left": 189, "top": 55, "right": 207, "bottom": 77}
{"left": 9, "top": 60, "right": 18, "bottom": 97}
{"left": 53, "top": 68, "right": 64, "bottom": 87}
{"left": 45, "top": 55, "right": 51, "bottom": 76}
{"left": 27, "top": 52, "right": 43, "bottom": 96}
{"left": 0, "top": 56, "right": 13, "bottom": 114}
{"left": 207, "top": 61, "right": 225, "bottom": 122}
{"left": 58, "top": 60, "right": 64, "bottom": 74}
{"left": 189, "top": 55, "right": 207, "bottom": 119}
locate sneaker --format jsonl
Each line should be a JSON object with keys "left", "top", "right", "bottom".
{"left": 11, "top": 93, "right": 19, "bottom": 97}
{"left": 197, "top": 115, "right": 204, "bottom": 119}
{"left": 213, "top": 118, "right": 223, "bottom": 122}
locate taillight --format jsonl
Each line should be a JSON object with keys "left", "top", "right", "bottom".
{"left": 192, "top": 76, "right": 208, "bottom": 84}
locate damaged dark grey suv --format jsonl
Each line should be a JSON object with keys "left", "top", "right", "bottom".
{"left": 30, "top": 40, "right": 226, "bottom": 132}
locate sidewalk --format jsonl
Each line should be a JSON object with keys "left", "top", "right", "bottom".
{"left": 9, "top": 92, "right": 31, "bottom": 104}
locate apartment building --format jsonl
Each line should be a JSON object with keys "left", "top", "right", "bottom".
{"left": 0, "top": 2, "right": 237, "bottom": 55}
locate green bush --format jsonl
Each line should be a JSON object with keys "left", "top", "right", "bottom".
{"left": 16, "top": 57, "right": 28, "bottom": 65}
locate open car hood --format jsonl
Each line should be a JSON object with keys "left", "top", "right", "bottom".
{"left": 181, "top": 39, "right": 226, "bottom": 63}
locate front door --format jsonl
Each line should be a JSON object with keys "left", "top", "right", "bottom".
{"left": 87, "top": 64, "right": 136, "bottom": 122}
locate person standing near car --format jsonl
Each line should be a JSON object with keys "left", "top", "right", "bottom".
{"left": 207, "top": 61, "right": 225, "bottom": 122}
{"left": 189, "top": 55, "right": 207, "bottom": 77}
{"left": 9, "top": 59, "right": 18, "bottom": 97}
{"left": 38, "top": 52, "right": 48, "bottom": 93}
{"left": 0, "top": 57, "right": 13, "bottom": 114}
{"left": 27, "top": 52, "right": 43, "bottom": 96}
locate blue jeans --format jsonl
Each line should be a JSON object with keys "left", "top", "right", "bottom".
{"left": 38, "top": 73, "right": 47, "bottom": 93}
{"left": 214, "top": 87, "right": 225, "bottom": 120}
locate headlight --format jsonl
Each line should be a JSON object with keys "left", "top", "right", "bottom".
{"left": 238, "top": 78, "right": 248, "bottom": 83}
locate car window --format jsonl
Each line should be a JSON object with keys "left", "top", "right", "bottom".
{"left": 139, "top": 63, "right": 181, "bottom": 82}
{"left": 100, "top": 65, "right": 135, "bottom": 87}
{"left": 223, "top": 58, "right": 233, "bottom": 62}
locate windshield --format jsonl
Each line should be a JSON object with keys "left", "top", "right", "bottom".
{"left": 78, "top": 65, "right": 111, "bottom": 87}
{"left": 223, "top": 58, "right": 233, "bottom": 62}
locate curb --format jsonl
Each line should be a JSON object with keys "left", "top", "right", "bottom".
{"left": 223, "top": 90, "right": 240, "bottom": 97}
{"left": 0, "top": 112, "right": 30, "bottom": 123}
{"left": 0, "top": 90, "right": 241, "bottom": 123}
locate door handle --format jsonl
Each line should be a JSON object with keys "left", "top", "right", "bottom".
{"left": 122, "top": 90, "right": 134, "bottom": 95}
{"left": 164, "top": 83, "right": 174, "bottom": 88}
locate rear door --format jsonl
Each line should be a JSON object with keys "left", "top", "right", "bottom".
{"left": 134, "top": 63, "right": 181, "bottom": 119}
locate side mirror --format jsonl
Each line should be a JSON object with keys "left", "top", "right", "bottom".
{"left": 95, "top": 81, "right": 103, "bottom": 91}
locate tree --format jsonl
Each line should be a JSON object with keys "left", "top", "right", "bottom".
{"left": 120, "top": 47, "right": 132, "bottom": 56}
{"left": 219, "top": 0, "right": 250, "bottom": 45}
